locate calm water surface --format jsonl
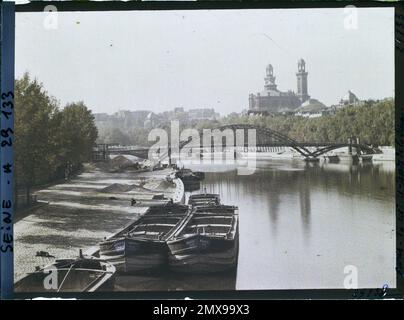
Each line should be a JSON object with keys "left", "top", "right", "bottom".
{"left": 186, "top": 160, "right": 395, "bottom": 290}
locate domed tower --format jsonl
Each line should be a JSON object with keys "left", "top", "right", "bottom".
{"left": 264, "top": 63, "right": 277, "bottom": 91}
{"left": 296, "top": 58, "right": 309, "bottom": 103}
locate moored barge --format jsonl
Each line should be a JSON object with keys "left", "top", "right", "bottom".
{"left": 167, "top": 195, "right": 239, "bottom": 273}
{"left": 188, "top": 193, "right": 220, "bottom": 208}
{"left": 99, "top": 203, "right": 192, "bottom": 273}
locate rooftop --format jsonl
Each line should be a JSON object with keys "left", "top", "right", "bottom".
{"left": 296, "top": 98, "right": 327, "bottom": 112}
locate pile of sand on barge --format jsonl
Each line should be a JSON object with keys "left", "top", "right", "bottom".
{"left": 101, "top": 183, "right": 138, "bottom": 193}
{"left": 110, "top": 155, "right": 137, "bottom": 170}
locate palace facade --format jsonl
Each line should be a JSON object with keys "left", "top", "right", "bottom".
{"left": 249, "top": 59, "right": 310, "bottom": 114}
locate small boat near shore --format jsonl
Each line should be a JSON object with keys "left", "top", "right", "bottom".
{"left": 176, "top": 168, "right": 205, "bottom": 181}
{"left": 175, "top": 168, "right": 205, "bottom": 191}
{"left": 99, "top": 203, "right": 192, "bottom": 273}
{"left": 167, "top": 195, "right": 239, "bottom": 273}
{"left": 14, "top": 255, "right": 116, "bottom": 292}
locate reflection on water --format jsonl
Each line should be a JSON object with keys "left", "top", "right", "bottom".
{"left": 187, "top": 160, "right": 396, "bottom": 289}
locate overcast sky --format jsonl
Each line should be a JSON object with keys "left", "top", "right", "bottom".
{"left": 15, "top": 8, "right": 394, "bottom": 115}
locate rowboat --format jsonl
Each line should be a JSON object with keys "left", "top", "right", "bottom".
{"left": 99, "top": 203, "right": 191, "bottom": 273}
{"left": 167, "top": 202, "right": 239, "bottom": 273}
{"left": 14, "top": 256, "right": 116, "bottom": 292}
{"left": 176, "top": 168, "right": 204, "bottom": 182}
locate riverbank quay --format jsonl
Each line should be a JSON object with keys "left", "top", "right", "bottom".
{"left": 14, "top": 163, "right": 183, "bottom": 282}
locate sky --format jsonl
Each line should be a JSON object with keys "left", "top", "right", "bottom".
{"left": 15, "top": 7, "right": 394, "bottom": 115}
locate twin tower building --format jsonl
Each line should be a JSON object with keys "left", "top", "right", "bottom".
{"left": 248, "top": 59, "right": 313, "bottom": 115}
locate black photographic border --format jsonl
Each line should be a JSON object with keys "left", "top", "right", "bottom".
{"left": 1, "top": 0, "right": 402, "bottom": 300}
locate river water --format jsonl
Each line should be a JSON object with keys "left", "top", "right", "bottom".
{"left": 186, "top": 159, "right": 396, "bottom": 290}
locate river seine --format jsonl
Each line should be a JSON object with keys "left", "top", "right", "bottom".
{"left": 187, "top": 159, "right": 396, "bottom": 289}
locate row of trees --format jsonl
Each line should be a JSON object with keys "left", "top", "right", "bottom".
{"left": 215, "top": 99, "right": 395, "bottom": 147}
{"left": 97, "top": 126, "right": 150, "bottom": 147}
{"left": 15, "top": 73, "right": 98, "bottom": 207}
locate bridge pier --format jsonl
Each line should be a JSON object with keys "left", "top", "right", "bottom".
{"left": 345, "top": 137, "right": 359, "bottom": 164}
{"left": 168, "top": 147, "right": 172, "bottom": 166}
{"left": 325, "top": 155, "right": 340, "bottom": 163}
{"left": 304, "top": 157, "right": 320, "bottom": 162}
{"left": 92, "top": 144, "right": 110, "bottom": 162}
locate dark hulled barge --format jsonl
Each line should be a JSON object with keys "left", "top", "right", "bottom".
{"left": 99, "top": 203, "right": 192, "bottom": 273}
{"left": 167, "top": 194, "right": 239, "bottom": 273}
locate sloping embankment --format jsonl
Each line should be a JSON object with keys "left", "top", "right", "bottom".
{"left": 14, "top": 166, "right": 182, "bottom": 282}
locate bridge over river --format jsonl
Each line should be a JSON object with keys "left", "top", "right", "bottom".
{"left": 94, "top": 124, "right": 381, "bottom": 162}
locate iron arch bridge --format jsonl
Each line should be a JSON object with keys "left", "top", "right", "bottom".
{"left": 97, "top": 123, "right": 381, "bottom": 161}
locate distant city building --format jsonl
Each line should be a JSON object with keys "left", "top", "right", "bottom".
{"left": 248, "top": 59, "right": 313, "bottom": 115}
{"left": 144, "top": 112, "right": 157, "bottom": 129}
{"left": 294, "top": 98, "right": 332, "bottom": 118}
{"left": 93, "top": 113, "right": 109, "bottom": 121}
{"left": 338, "top": 90, "right": 361, "bottom": 107}
{"left": 94, "top": 107, "right": 220, "bottom": 134}
{"left": 94, "top": 110, "right": 151, "bottom": 133}
{"left": 188, "top": 108, "right": 219, "bottom": 121}
{"left": 174, "top": 107, "right": 185, "bottom": 113}
{"left": 295, "top": 90, "right": 367, "bottom": 118}
{"left": 114, "top": 110, "right": 150, "bottom": 123}
{"left": 296, "top": 58, "right": 310, "bottom": 103}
